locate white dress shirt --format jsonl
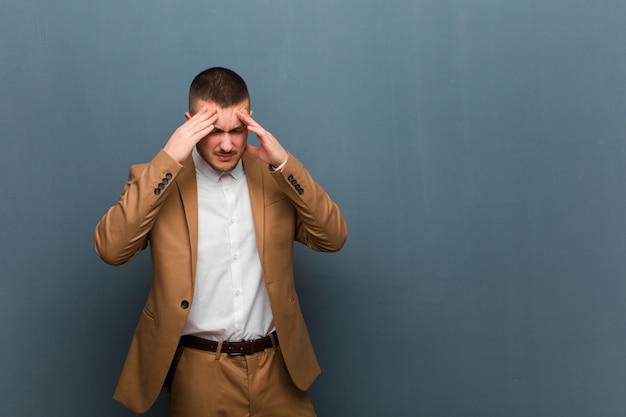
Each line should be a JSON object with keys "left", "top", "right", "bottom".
{"left": 182, "top": 148, "right": 275, "bottom": 341}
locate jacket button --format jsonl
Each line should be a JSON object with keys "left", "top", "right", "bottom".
{"left": 180, "top": 300, "right": 189, "bottom": 309}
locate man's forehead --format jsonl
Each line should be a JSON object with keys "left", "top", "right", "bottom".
{"left": 193, "top": 99, "right": 249, "bottom": 112}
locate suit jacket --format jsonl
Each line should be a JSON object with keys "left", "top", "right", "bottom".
{"left": 94, "top": 149, "right": 347, "bottom": 413}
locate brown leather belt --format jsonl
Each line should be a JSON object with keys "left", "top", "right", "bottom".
{"left": 180, "top": 331, "right": 278, "bottom": 356}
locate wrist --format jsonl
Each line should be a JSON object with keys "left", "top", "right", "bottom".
{"left": 270, "top": 155, "right": 288, "bottom": 171}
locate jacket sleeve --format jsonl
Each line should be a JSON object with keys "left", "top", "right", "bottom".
{"left": 270, "top": 153, "right": 347, "bottom": 252}
{"left": 94, "top": 150, "right": 184, "bottom": 266}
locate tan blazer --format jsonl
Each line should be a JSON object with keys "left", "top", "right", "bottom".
{"left": 94, "top": 150, "right": 347, "bottom": 414}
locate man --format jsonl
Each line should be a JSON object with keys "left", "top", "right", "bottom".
{"left": 94, "top": 67, "right": 347, "bottom": 416}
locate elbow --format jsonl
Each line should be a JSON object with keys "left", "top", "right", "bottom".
{"left": 331, "top": 225, "right": 348, "bottom": 252}
{"left": 94, "top": 229, "right": 136, "bottom": 267}
{"left": 316, "top": 222, "right": 348, "bottom": 253}
{"left": 94, "top": 242, "right": 131, "bottom": 267}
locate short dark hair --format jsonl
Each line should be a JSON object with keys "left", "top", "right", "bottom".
{"left": 188, "top": 67, "right": 249, "bottom": 113}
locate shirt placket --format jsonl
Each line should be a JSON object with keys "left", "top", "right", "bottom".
{"left": 222, "top": 173, "right": 244, "bottom": 339}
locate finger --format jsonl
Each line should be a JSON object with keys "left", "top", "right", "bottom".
{"left": 193, "top": 115, "right": 217, "bottom": 137}
{"left": 245, "top": 123, "right": 263, "bottom": 136}
{"left": 236, "top": 110, "right": 272, "bottom": 143}
{"left": 187, "top": 109, "right": 217, "bottom": 133}
{"left": 178, "top": 113, "right": 216, "bottom": 144}
{"left": 188, "top": 106, "right": 216, "bottom": 124}
{"left": 236, "top": 109, "right": 258, "bottom": 126}
{"left": 242, "top": 119, "right": 269, "bottom": 138}
{"left": 191, "top": 106, "right": 208, "bottom": 118}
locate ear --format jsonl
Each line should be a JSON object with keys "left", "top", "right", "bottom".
{"left": 185, "top": 112, "right": 191, "bottom": 121}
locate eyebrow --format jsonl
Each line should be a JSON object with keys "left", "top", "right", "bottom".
{"left": 212, "top": 124, "right": 247, "bottom": 134}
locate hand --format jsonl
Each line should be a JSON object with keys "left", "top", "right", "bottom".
{"left": 237, "top": 110, "right": 288, "bottom": 168}
{"left": 163, "top": 106, "right": 218, "bottom": 163}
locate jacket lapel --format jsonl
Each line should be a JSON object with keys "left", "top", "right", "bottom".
{"left": 243, "top": 153, "right": 264, "bottom": 262}
{"left": 176, "top": 155, "right": 199, "bottom": 281}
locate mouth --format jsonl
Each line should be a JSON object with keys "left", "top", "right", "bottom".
{"left": 216, "top": 153, "right": 236, "bottom": 162}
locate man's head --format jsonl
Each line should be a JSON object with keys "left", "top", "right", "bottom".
{"left": 189, "top": 67, "right": 249, "bottom": 114}
{"left": 188, "top": 67, "right": 251, "bottom": 172}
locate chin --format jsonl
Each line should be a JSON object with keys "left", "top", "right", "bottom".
{"left": 210, "top": 161, "right": 237, "bottom": 173}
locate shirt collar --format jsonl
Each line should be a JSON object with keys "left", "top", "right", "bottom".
{"left": 192, "top": 146, "right": 245, "bottom": 183}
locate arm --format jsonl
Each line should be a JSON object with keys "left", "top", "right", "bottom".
{"left": 94, "top": 150, "right": 184, "bottom": 265}
{"left": 237, "top": 110, "right": 347, "bottom": 252}
{"left": 272, "top": 154, "right": 347, "bottom": 252}
{"left": 94, "top": 107, "right": 218, "bottom": 265}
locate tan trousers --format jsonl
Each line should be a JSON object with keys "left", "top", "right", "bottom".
{"left": 170, "top": 344, "right": 316, "bottom": 417}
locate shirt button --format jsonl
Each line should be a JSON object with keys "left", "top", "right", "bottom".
{"left": 230, "top": 218, "right": 236, "bottom": 225}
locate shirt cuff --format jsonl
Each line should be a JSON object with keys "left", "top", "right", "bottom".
{"left": 271, "top": 156, "right": 288, "bottom": 171}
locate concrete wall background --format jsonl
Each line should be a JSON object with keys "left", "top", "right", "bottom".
{"left": 2, "top": 1, "right": 626, "bottom": 415}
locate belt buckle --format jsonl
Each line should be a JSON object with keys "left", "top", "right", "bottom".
{"left": 226, "top": 341, "right": 247, "bottom": 356}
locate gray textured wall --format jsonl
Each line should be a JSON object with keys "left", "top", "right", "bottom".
{"left": 2, "top": 1, "right": 626, "bottom": 416}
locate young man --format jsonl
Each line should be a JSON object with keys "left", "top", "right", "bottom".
{"left": 94, "top": 67, "right": 347, "bottom": 416}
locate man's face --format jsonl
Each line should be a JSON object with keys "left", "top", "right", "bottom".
{"left": 189, "top": 99, "right": 250, "bottom": 173}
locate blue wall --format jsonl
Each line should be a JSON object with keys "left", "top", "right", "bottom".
{"left": 2, "top": 1, "right": 626, "bottom": 416}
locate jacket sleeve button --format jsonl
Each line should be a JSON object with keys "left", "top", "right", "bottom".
{"left": 180, "top": 300, "right": 190, "bottom": 309}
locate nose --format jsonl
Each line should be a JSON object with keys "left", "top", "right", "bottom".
{"left": 219, "top": 133, "right": 234, "bottom": 152}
